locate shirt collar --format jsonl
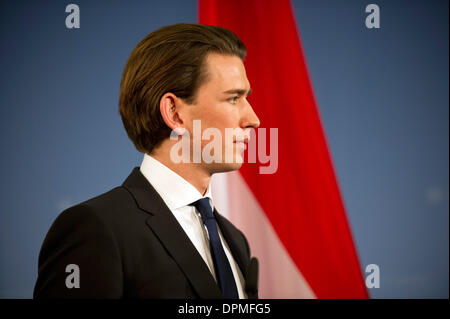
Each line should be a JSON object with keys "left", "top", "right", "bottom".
{"left": 139, "top": 154, "right": 214, "bottom": 211}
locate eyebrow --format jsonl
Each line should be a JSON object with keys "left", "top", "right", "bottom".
{"left": 223, "top": 88, "right": 252, "bottom": 96}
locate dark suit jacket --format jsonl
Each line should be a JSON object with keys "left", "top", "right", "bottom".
{"left": 34, "top": 167, "right": 256, "bottom": 299}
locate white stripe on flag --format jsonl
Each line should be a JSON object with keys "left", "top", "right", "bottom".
{"left": 212, "top": 171, "right": 316, "bottom": 298}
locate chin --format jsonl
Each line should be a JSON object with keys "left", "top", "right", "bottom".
{"left": 207, "top": 160, "right": 243, "bottom": 174}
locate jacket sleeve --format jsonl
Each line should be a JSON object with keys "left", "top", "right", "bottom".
{"left": 33, "top": 204, "right": 123, "bottom": 298}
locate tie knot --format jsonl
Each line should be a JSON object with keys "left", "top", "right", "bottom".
{"left": 191, "top": 198, "right": 214, "bottom": 222}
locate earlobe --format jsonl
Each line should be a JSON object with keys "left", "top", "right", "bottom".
{"left": 173, "top": 127, "right": 186, "bottom": 135}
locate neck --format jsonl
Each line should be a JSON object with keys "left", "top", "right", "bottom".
{"left": 150, "top": 145, "right": 211, "bottom": 196}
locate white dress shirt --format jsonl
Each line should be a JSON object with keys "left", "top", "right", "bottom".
{"left": 140, "top": 154, "right": 246, "bottom": 298}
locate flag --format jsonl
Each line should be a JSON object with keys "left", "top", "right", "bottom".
{"left": 203, "top": 0, "right": 369, "bottom": 298}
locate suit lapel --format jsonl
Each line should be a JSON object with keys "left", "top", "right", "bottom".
{"left": 122, "top": 167, "right": 223, "bottom": 299}
{"left": 214, "top": 210, "right": 248, "bottom": 279}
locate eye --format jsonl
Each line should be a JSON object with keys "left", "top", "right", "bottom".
{"left": 228, "top": 96, "right": 239, "bottom": 104}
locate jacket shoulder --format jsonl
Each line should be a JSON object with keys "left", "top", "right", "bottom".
{"left": 78, "top": 186, "right": 135, "bottom": 213}
{"left": 34, "top": 188, "right": 131, "bottom": 298}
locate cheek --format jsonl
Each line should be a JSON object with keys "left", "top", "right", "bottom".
{"left": 202, "top": 104, "right": 236, "bottom": 128}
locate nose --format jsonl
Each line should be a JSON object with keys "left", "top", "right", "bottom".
{"left": 241, "top": 101, "right": 260, "bottom": 129}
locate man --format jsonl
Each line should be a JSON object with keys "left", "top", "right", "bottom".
{"left": 34, "top": 23, "right": 260, "bottom": 299}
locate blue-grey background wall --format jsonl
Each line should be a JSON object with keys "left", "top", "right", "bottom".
{"left": 0, "top": 0, "right": 448, "bottom": 298}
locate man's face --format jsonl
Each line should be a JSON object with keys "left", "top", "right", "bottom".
{"left": 181, "top": 52, "right": 260, "bottom": 173}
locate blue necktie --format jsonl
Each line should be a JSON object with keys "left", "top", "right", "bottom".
{"left": 191, "top": 198, "right": 239, "bottom": 299}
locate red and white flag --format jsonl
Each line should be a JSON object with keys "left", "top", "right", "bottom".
{"left": 203, "top": 0, "right": 369, "bottom": 298}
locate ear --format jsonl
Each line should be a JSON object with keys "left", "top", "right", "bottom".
{"left": 159, "top": 92, "right": 186, "bottom": 135}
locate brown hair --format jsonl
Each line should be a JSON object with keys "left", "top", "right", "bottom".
{"left": 119, "top": 23, "right": 247, "bottom": 154}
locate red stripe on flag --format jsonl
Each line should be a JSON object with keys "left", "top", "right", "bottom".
{"left": 199, "top": 0, "right": 368, "bottom": 298}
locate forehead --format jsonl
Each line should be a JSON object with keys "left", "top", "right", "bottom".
{"left": 202, "top": 53, "right": 250, "bottom": 91}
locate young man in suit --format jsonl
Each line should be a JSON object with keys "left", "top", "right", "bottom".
{"left": 34, "top": 23, "right": 260, "bottom": 299}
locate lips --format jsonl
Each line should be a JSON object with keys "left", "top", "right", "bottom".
{"left": 233, "top": 137, "right": 249, "bottom": 144}
{"left": 233, "top": 139, "right": 248, "bottom": 150}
